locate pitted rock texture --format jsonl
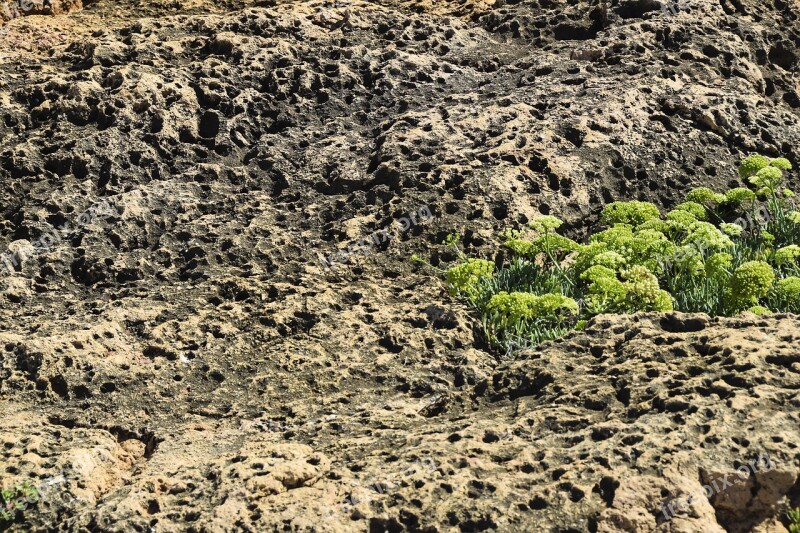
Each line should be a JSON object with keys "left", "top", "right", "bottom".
{"left": 0, "top": 0, "right": 799, "bottom": 532}
{"left": 2, "top": 313, "right": 799, "bottom": 532}
{"left": 1, "top": 0, "right": 84, "bottom": 23}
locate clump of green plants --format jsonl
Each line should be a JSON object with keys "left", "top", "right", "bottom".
{"left": 428, "top": 154, "right": 800, "bottom": 353}
{"left": 1, "top": 480, "right": 39, "bottom": 524}
{"left": 788, "top": 507, "right": 800, "bottom": 533}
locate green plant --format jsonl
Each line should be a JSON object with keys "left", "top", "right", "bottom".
{"left": 1, "top": 480, "right": 39, "bottom": 523}
{"left": 738, "top": 154, "right": 770, "bottom": 179}
{"left": 686, "top": 186, "right": 726, "bottom": 207}
{"left": 724, "top": 187, "right": 757, "bottom": 205}
{"left": 788, "top": 507, "right": 800, "bottom": 533}
{"left": 600, "top": 201, "right": 660, "bottom": 226}
{"left": 445, "top": 258, "right": 494, "bottom": 300}
{"left": 429, "top": 154, "right": 800, "bottom": 353}
{"left": 483, "top": 291, "right": 578, "bottom": 345}
{"left": 729, "top": 261, "right": 775, "bottom": 305}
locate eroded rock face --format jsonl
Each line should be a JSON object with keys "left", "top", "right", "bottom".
{"left": 0, "top": 0, "right": 798, "bottom": 531}
{"left": 3, "top": 313, "right": 799, "bottom": 531}
{"left": 1, "top": 0, "right": 84, "bottom": 22}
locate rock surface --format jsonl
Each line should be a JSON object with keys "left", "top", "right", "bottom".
{"left": 0, "top": 0, "right": 799, "bottom": 531}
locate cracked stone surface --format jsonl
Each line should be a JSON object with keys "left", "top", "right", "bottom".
{"left": 0, "top": 0, "right": 799, "bottom": 531}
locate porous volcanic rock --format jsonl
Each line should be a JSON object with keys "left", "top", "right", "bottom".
{"left": 1, "top": 0, "right": 84, "bottom": 23}
{"left": 0, "top": 0, "right": 799, "bottom": 532}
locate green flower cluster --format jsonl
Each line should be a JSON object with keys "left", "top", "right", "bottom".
{"left": 580, "top": 265, "right": 616, "bottom": 283}
{"left": 789, "top": 507, "right": 800, "bottom": 533}
{"left": 582, "top": 264, "right": 672, "bottom": 314}
{"left": 591, "top": 250, "right": 627, "bottom": 270}
{"left": 502, "top": 216, "right": 580, "bottom": 261}
{"left": 724, "top": 187, "right": 756, "bottom": 205}
{"left": 675, "top": 201, "right": 708, "bottom": 221}
{"left": 720, "top": 223, "right": 743, "bottom": 237}
{"left": 771, "top": 276, "right": 800, "bottom": 313}
{"left": 585, "top": 277, "right": 627, "bottom": 314}
{"left": 486, "top": 291, "right": 579, "bottom": 319}
{"left": 777, "top": 276, "right": 800, "bottom": 299}
{"left": 485, "top": 291, "right": 540, "bottom": 327}
{"left": 581, "top": 222, "right": 677, "bottom": 272}
{"left": 535, "top": 293, "right": 580, "bottom": 318}
{"left": 438, "top": 154, "right": 800, "bottom": 352}
{"left": 528, "top": 215, "right": 563, "bottom": 233}
{"left": 750, "top": 167, "right": 783, "bottom": 196}
{"left": 446, "top": 259, "right": 494, "bottom": 299}
{"left": 705, "top": 252, "right": 733, "bottom": 281}
{"left": 738, "top": 154, "right": 771, "bottom": 179}
{"left": 503, "top": 236, "right": 536, "bottom": 257}
{"left": 600, "top": 201, "right": 661, "bottom": 226}
{"left": 686, "top": 187, "right": 726, "bottom": 206}
{"left": 530, "top": 233, "right": 581, "bottom": 256}
{"left": 775, "top": 245, "right": 800, "bottom": 266}
{"left": 739, "top": 154, "right": 793, "bottom": 197}
{"left": 665, "top": 209, "right": 699, "bottom": 230}
{"left": 621, "top": 265, "right": 674, "bottom": 312}
{"left": 485, "top": 291, "right": 578, "bottom": 334}
{"left": 729, "top": 261, "right": 775, "bottom": 304}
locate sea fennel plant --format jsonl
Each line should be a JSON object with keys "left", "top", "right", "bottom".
{"left": 431, "top": 155, "right": 800, "bottom": 353}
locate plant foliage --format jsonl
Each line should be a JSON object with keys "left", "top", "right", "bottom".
{"left": 789, "top": 507, "right": 800, "bottom": 533}
{"left": 1, "top": 480, "right": 39, "bottom": 524}
{"left": 436, "top": 154, "right": 800, "bottom": 353}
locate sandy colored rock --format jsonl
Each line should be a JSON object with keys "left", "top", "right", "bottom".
{"left": 0, "top": 0, "right": 799, "bottom": 531}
